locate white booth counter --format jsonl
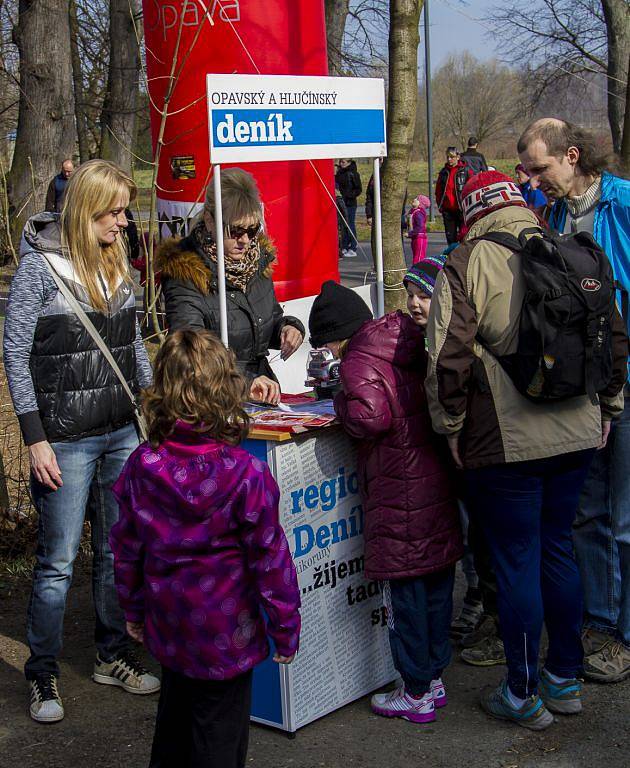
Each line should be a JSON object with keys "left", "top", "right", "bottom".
{"left": 246, "top": 426, "right": 395, "bottom": 733}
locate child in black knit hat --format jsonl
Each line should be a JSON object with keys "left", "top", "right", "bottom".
{"left": 307, "top": 280, "right": 462, "bottom": 726}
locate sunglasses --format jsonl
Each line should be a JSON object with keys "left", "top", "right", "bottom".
{"left": 228, "top": 222, "right": 262, "bottom": 240}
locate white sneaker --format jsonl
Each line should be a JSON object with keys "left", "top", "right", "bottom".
{"left": 29, "top": 674, "right": 64, "bottom": 723}
{"left": 345, "top": 249, "right": 357, "bottom": 258}
{"left": 431, "top": 677, "right": 447, "bottom": 708}
{"left": 371, "top": 685, "right": 435, "bottom": 723}
{"left": 93, "top": 650, "right": 160, "bottom": 695}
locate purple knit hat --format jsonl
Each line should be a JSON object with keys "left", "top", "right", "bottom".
{"left": 403, "top": 254, "right": 447, "bottom": 297}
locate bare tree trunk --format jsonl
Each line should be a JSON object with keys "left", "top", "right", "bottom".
{"left": 100, "top": 0, "right": 140, "bottom": 172}
{"left": 381, "top": 0, "right": 421, "bottom": 312}
{"left": 7, "top": 0, "right": 76, "bottom": 236}
{"left": 601, "top": 0, "right": 630, "bottom": 155}
{"left": 325, "top": 0, "right": 350, "bottom": 75}
{"left": 69, "top": 0, "right": 90, "bottom": 164}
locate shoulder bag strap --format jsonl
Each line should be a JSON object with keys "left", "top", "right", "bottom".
{"left": 41, "top": 253, "right": 148, "bottom": 440}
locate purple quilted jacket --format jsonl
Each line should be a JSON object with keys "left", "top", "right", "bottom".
{"left": 334, "top": 311, "right": 463, "bottom": 580}
{"left": 110, "top": 422, "right": 301, "bottom": 681}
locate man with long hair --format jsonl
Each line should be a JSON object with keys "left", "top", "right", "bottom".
{"left": 519, "top": 118, "right": 630, "bottom": 684}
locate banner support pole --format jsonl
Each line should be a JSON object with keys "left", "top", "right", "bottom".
{"left": 373, "top": 157, "right": 385, "bottom": 318}
{"left": 212, "top": 164, "right": 229, "bottom": 347}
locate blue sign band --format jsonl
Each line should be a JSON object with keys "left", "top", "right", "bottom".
{"left": 210, "top": 108, "right": 385, "bottom": 147}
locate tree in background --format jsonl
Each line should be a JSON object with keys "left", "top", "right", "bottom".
{"left": 69, "top": 0, "right": 110, "bottom": 163}
{"left": 0, "top": 1, "right": 18, "bottom": 169}
{"left": 431, "top": 53, "right": 523, "bottom": 151}
{"left": 381, "top": 0, "right": 421, "bottom": 312}
{"left": 486, "top": 0, "right": 629, "bottom": 166}
{"left": 100, "top": 0, "right": 141, "bottom": 172}
{"left": 601, "top": 0, "right": 630, "bottom": 167}
{"left": 7, "top": 0, "right": 76, "bottom": 236}
{"left": 325, "top": 0, "right": 388, "bottom": 75}
{"left": 325, "top": 0, "right": 350, "bottom": 74}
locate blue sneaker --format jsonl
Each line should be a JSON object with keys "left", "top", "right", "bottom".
{"left": 480, "top": 680, "right": 554, "bottom": 731}
{"left": 539, "top": 668, "right": 582, "bottom": 714}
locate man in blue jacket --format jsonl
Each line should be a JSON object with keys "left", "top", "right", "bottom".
{"left": 519, "top": 118, "right": 630, "bottom": 683}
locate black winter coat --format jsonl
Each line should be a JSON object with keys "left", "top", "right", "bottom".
{"left": 158, "top": 233, "right": 305, "bottom": 383}
{"left": 460, "top": 149, "right": 488, "bottom": 175}
{"left": 335, "top": 161, "right": 362, "bottom": 207}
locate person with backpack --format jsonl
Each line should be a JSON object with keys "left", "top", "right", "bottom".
{"left": 518, "top": 118, "right": 630, "bottom": 683}
{"left": 425, "top": 170, "right": 627, "bottom": 730}
{"left": 461, "top": 137, "right": 488, "bottom": 175}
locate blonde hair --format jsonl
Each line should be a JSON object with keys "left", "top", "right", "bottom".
{"left": 143, "top": 329, "right": 249, "bottom": 448}
{"left": 60, "top": 159, "right": 137, "bottom": 312}
{"left": 203, "top": 167, "right": 262, "bottom": 232}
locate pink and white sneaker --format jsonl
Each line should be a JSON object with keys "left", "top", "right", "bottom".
{"left": 431, "top": 678, "right": 447, "bottom": 708}
{"left": 370, "top": 685, "right": 436, "bottom": 723}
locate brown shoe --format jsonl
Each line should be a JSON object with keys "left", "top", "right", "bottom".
{"left": 461, "top": 636, "right": 506, "bottom": 667}
{"left": 461, "top": 615, "right": 497, "bottom": 649}
{"left": 583, "top": 641, "right": 630, "bottom": 683}
{"left": 582, "top": 627, "right": 613, "bottom": 657}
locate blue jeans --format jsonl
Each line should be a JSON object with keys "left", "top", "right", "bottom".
{"left": 342, "top": 204, "right": 357, "bottom": 251}
{"left": 574, "top": 396, "right": 630, "bottom": 646}
{"left": 25, "top": 423, "right": 138, "bottom": 679}
{"left": 466, "top": 450, "right": 594, "bottom": 698}
{"left": 383, "top": 567, "right": 455, "bottom": 696}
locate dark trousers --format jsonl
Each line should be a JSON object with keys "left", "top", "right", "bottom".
{"left": 383, "top": 567, "right": 455, "bottom": 696}
{"left": 467, "top": 513, "right": 499, "bottom": 624}
{"left": 149, "top": 667, "right": 252, "bottom": 768}
{"left": 442, "top": 210, "right": 462, "bottom": 244}
{"left": 342, "top": 203, "right": 358, "bottom": 250}
{"left": 466, "top": 450, "right": 595, "bottom": 698}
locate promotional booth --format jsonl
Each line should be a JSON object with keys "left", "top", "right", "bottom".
{"left": 246, "top": 426, "right": 396, "bottom": 733}
{"left": 206, "top": 72, "right": 391, "bottom": 732}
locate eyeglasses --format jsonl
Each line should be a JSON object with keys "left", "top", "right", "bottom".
{"left": 228, "top": 222, "right": 262, "bottom": 240}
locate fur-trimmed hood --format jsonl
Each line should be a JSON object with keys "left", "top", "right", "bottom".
{"left": 156, "top": 232, "right": 277, "bottom": 295}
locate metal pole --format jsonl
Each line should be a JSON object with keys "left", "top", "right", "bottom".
{"left": 373, "top": 157, "right": 385, "bottom": 318}
{"left": 424, "top": 0, "right": 435, "bottom": 222}
{"left": 212, "top": 165, "right": 229, "bottom": 347}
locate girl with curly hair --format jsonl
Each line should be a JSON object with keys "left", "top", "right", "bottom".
{"left": 110, "top": 329, "right": 301, "bottom": 768}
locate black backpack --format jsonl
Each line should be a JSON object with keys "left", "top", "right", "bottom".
{"left": 478, "top": 227, "right": 618, "bottom": 405}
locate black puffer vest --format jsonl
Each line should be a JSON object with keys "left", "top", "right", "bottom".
{"left": 31, "top": 250, "right": 140, "bottom": 442}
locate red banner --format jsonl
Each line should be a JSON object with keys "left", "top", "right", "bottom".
{"left": 142, "top": 0, "right": 339, "bottom": 300}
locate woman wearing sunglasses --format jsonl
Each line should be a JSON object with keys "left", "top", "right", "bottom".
{"left": 158, "top": 168, "right": 304, "bottom": 404}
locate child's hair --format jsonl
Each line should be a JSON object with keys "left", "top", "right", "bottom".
{"left": 143, "top": 329, "right": 250, "bottom": 447}
{"left": 338, "top": 339, "right": 351, "bottom": 358}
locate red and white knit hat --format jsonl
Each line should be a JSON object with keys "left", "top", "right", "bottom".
{"left": 460, "top": 171, "right": 527, "bottom": 226}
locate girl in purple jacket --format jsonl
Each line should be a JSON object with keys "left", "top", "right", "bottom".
{"left": 406, "top": 194, "right": 430, "bottom": 264}
{"left": 308, "top": 280, "right": 462, "bottom": 725}
{"left": 110, "top": 329, "right": 300, "bottom": 768}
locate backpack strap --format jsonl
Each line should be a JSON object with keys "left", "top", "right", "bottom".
{"left": 615, "top": 280, "right": 629, "bottom": 324}
{"left": 476, "top": 227, "right": 542, "bottom": 251}
{"left": 476, "top": 232, "right": 522, "bottom": 251}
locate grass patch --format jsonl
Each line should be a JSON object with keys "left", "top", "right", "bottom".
{"left": 0, "top": 554, "right": 34, "bottom": 578}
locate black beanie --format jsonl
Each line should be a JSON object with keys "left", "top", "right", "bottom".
{"left": 309, "top": 281, "right": 373, "bottom": 347}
